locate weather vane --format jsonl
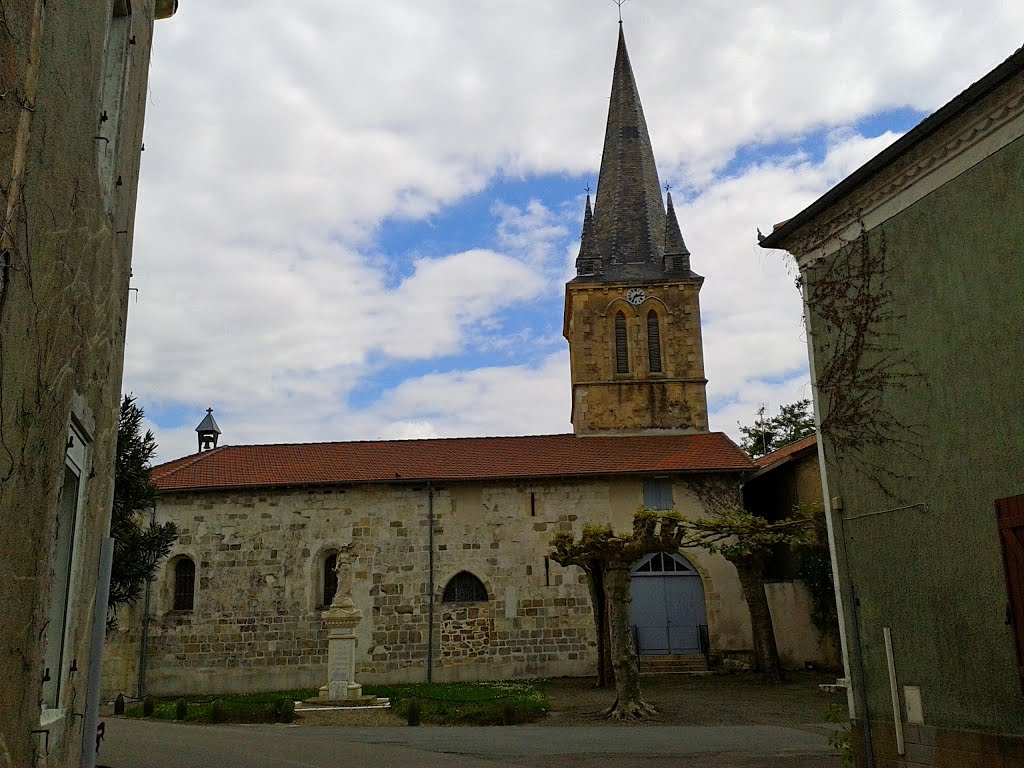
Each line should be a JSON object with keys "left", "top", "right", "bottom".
{"left": 585, "top": 183, "right": 592, "bottom": 194}
{"left": 610, "top": 0, "right": 629, "bottom": 23}
{"left": 664, "top": 182, "right": 671, "bottom": 193}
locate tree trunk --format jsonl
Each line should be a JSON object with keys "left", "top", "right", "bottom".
{"left": 603, "top": 562, "right": 656, "bottom": 719}
{"left": 734, "top": 558, "right": 782, "bottom": 681}
{"left": 586, "top": 564, "right": 614, "bottom": 688}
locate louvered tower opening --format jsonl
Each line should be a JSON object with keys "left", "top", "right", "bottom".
{"left": 647, "top": 310, "right": 662, "bottom": 373}
{"left": 615, "top": 312, "right": 629, "bottom": 374}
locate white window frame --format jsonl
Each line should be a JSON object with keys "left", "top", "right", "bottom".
{"left": 41, "top": 420, "right": 90, "bottom": 723}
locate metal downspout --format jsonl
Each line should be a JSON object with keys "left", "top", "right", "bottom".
{"left": 426, "top": 483, "right": 434, "bottom": 683}
{"left": 136, "top": 505, "right": 155, "bottom": 697}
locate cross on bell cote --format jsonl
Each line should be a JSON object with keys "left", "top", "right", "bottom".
{"left": 195, "top": 408, "right": 221, "bottom": 452}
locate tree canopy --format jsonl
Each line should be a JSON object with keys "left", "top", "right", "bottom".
{"left": 108, "top": 395, "right": 177, "bottom": 626}
{"left": 739, "top": 399, "right": 816, "bottom": 458}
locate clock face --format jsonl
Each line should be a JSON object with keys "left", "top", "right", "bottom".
{"left": 626, "top": 288, "right": 646, "bottom": 305}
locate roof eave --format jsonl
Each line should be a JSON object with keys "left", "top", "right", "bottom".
{"left": 154, "top": 465, "right": 753, "bottom": 496}
{"left": 760, "top": 46, "right": 1024, "bottom": 251}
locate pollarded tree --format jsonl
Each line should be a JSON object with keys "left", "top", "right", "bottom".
{"left": 550, "top": 510, "right": 690, "bottom": 719}
{"left": 108, "top": 395, "right": 178, "bottom": 626}
{"left": 681, "top": 479, "right": 813, "bottom": 681}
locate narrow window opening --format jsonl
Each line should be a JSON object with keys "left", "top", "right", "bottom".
{"left": 647, "top": 310, "right": 662, "bottom": 373}
{"left": 544, "top": 557, "right": 550, "bottom": 587}
{"left": 615, "top": 312, "right": 629, "bottom": 374}
{"left": 322, "top": 553, "right": 338, "bottom": 607}
{"left": 530, "top": 492, "right": 536, "bottom": 517}
{"left": 173, "top": 557, "right": 195, "bottom": 611}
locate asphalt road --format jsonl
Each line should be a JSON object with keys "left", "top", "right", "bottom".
{"left": 98, "top": 719, "right": 840, "bottom": 768}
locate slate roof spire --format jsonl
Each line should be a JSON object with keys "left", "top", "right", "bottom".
{"left": 663, "top": 191, "right": 691, "bottom": 272}
{"left": 574, "top": 25, "right": 697, "bottom": 281}
{"left": 575, "top": 192, "right": 601, "bottom": 275}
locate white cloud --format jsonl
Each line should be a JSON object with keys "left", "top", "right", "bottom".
{"left": 125, "top": 1, "right": 1024, "bottom": 460}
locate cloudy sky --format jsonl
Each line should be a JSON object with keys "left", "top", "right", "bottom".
{"left": 124, "top": 0, "right": 1024, "bottom": 462}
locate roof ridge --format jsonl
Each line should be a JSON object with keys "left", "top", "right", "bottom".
{"left": 151, "top": 445, "right": 229, "bottom": 476}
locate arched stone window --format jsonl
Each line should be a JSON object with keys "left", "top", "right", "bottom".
{"left": 173, "top": 557, "right": 195, "bottom": 611}
{"left": 647, "top": 310, "right": 662, "bottom": 373}
{"left": 442, "top": 571, "right": 488, "bottom": 603}
{"left": 322, "top": 552, "right": 338, "bottom": 608}
{"left": 614, "top": 311, "right": 629, "bottom": 374}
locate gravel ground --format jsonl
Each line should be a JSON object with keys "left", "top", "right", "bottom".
{"left": 539, "top": 672, "right": 843, "bottom": 728}
{"left": 293, "top": 672, "right": 845, "bottom": 730}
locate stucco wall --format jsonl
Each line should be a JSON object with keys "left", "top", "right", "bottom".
{"left": 0, "top": 4, "right": 161, "bottom": 767}
{"left": 804, "top": 131, "right": 1024, "bottom": 736}
{"left": 103, "top": 475, "right": 757, "bottom": 697}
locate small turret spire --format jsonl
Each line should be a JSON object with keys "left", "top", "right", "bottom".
{"left": 575, "top": 192, "right": 601, "bottom": 275}
{"left": 663, "top": 191, "right": 692, "bottom": 273}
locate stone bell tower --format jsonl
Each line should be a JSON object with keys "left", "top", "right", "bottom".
{"left": 563, "top": 24, "right": 709, "bottom": 436}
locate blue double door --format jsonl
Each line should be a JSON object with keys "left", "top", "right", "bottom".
{"left": 629, "top": 551, "right": 708, "bottom": 654}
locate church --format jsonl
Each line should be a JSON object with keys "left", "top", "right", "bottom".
{"left": 102, "top": 25, "right": 828, "bottom": 697}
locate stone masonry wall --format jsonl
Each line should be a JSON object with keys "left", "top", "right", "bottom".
{"left": 103, "top": 474, "right": 755, "bottom": 696}
{"left": 565, "top": 280, "right": 709, "bottom": 433}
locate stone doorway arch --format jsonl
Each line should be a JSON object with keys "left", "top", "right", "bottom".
{"left": 629, "top": 551, "right": 708, "bottom": 654}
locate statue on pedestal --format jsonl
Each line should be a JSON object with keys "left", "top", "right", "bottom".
{"left": 320, "top": 543, "right": 364, "bottom": 702}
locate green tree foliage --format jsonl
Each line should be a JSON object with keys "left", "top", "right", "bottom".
{"left": 679, "top": 498, "right": 813, "bottom": 681}
{"left": 108, "top": 395, "right": 177, "bottom": 626}
{"left": 739, "top": 399, "right": 816, "bottom": 458}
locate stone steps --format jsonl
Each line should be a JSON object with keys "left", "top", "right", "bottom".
{"left": 639, "top": 653, "right": 709, "bottom": 675}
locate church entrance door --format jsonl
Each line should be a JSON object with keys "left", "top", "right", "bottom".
{"left": 629, "top": 551, "right": 707, "bottom": 654}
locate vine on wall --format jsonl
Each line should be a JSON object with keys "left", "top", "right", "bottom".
{"left": 802, "top": 222, "right": 924, "bottom": 499}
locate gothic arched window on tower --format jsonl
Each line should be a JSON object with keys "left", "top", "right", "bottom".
{"left": 647, "top": 310, "right": 663, "bottom": 373}
{"left": 615, "top": 312, "right": 629, "bottom": 374}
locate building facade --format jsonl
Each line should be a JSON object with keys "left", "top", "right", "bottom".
{"left": 762, "top": 48, "right": 1024, "bottom": 768}
{"left": 0, "top": 2, "right": 178, "bottom": 767}
{"left": 102, "top": 24, "right": 831, "bottom": 699}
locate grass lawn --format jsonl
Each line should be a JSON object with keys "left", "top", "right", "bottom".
{"left": 121, "top": 680, "right": 550, "bottom": 726}
{"left": 123, "top": 689, "right": 315, "bottom": 724}
{"left": 362, "top": 680, "right": 549, "bottom": 725}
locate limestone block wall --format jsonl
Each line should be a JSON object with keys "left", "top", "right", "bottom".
{"left": 103, "top": 473, "right": 757, "bottom": 696}
{"left": 565, "top": 280, "right": 709, "bottom": 433}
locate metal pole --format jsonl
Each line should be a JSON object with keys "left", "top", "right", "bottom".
{"left": 81, "top": 537, "right": 114, "bottom": 768}
{"left": 426, "top": 483, "right": 434, "bottom": 683}
{"left": 883, "top": 628, "right": 905, "bottom": 755}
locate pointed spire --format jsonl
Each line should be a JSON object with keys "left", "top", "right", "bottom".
{"left": 575, "top": 193, "right": 601, "bottom": 275}
{"left": 663, "top": 191, "right": 691, "bottom": 273}
{"left": 590, "top": 25, "right": 666, "bottom": 276}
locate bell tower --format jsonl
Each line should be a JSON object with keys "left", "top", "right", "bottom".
{"left": 563, "top": 25, "right": 709, "bottom": 436}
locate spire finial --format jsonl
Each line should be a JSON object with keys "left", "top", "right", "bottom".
{"left": 664, "top": 182, "right": 671, "bottom": 194}
{"left": 611, "top": 0, "right": 628, "bottom": 23}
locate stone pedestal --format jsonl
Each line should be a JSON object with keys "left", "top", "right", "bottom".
{"left": 319, "top": 599, "right": 363, "bottom": 702}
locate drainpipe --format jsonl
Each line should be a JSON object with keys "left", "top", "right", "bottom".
{"left": 426, "top": 482, "right": 435, "bottom": 683}
{"left": 81, "top": 536, "right": 114, "bottom": 768}
{"left": 136, "top": 505, "right": 155, "bottom": 697}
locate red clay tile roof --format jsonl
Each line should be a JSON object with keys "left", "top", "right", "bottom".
{"left": 751, "top": 433, "right": 818, "bottom": 476}
{"left": 151, "top": 432, "right": 753, "bottom": 493}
